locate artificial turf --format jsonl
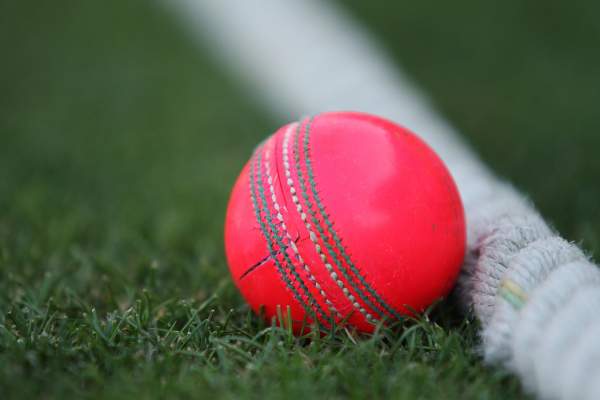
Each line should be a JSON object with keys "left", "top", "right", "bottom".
{"left": 1, "top": 1, "right": 598, "bottom": 398}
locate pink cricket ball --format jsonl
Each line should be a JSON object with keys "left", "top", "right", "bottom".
{"left": 224, "top": 112, "right": 465, "bottom": 333}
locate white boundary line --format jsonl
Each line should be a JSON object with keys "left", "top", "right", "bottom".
{"left": 166, "top": 1, "right": 600, "bottom": 398}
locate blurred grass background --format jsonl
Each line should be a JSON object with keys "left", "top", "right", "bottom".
{"left": 0, "top": 0, "right": 598, "bottom": 398}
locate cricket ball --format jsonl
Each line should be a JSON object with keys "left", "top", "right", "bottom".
{"left": 224, "top": 112, "right": 465, "bottom": 333}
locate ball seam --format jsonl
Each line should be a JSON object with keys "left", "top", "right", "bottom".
{"left": 249, "top": 144, "right": 329, "bottom": 326}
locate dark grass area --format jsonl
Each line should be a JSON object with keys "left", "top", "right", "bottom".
{"left": 1, "top": 0, "right": 597, "bottom": 398}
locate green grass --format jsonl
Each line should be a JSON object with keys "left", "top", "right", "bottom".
{"left": 1, "top": 0, "right": 598, "bottom": 398}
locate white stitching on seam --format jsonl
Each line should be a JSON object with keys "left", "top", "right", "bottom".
{"left": 264, "top": 137, "right": 341, "bottom": 319}
{"left": 282, "top": 124, "right": 374, "bottom": 323}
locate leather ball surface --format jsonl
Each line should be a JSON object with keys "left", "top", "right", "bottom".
{"left": 224, "top": 112, "right": 465, "bottom": 333}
